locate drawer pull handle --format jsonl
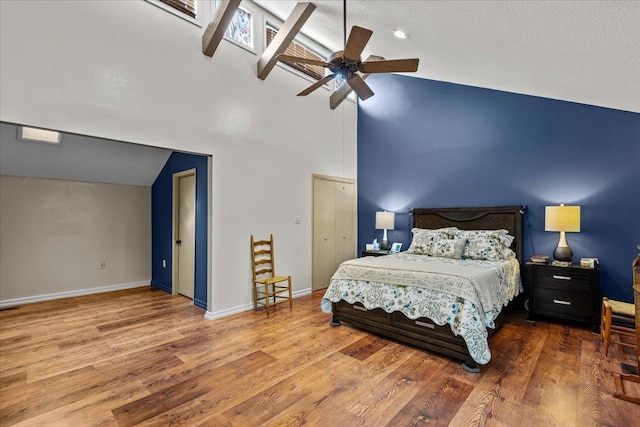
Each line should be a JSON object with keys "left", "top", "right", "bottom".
{"left": 552, "top": 275, "right": 572, "bottom": 281}
{"left": 415, "top": 320, "right": 435, "bottom": 329}
{"left": 353, "top": 305, "right": 367, "bottom": 312}
{"left": 553, "top": 299, "right": 572, "bottom": 306}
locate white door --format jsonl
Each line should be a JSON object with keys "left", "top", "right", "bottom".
{"left": 176, "top": 173, "right": 195, "bottom": 299}
{"left": 312, "top": 175, "right": 356, "bottom": 291}
{"left": 335, "top": 181, "right": 356, "bottom": 266}
{"left": 312, "top": 177, "right": 336, "bottom": 291}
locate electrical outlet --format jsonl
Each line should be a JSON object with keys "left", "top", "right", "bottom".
{"left": 99, "top": 261, "right": 105, "bottom": 269}
{"left": 295, "top": 216, "right": 301, "bottom": 224}
{"left": 162, "top": 259, "right": 166, "bottom": 268}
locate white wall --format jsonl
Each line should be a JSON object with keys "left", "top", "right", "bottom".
{"left": 0, "top": 1, "right": 358, "bottom": 314}
{"left": 0, "top": 176, "right": 151, "bottom": 304}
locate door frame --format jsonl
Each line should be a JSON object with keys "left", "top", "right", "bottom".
{"left": 311, "top": 174, "right": 357, "bottom": 291}
{"left": 172, "top": 168, "right": 197, "bottom": 296}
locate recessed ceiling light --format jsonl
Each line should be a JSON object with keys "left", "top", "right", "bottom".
{"left": 17, "top": 126, "right": 62, "bottom": 144}
{"left": 393, "top": 30, "right": 408, "bottom": 39}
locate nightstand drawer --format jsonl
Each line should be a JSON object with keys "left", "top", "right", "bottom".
{"left": 536, "top": 275, "right": 593, "bottom": 293}
{"left": 536, "top": 268, "right": 591, "bottom": 286}
{"left": 534, "top": 287, "right": 594, "bottom": 319}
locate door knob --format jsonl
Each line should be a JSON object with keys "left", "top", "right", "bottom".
{"left": 176, "top": 240, "right": 182, "bottom": 244}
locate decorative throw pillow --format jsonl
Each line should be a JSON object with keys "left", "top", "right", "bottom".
{"left": 454, "top": 229, "right": 515, "bottom": 259}
{"left": 463, "top": 237, "right": 502, "bottom": 260}
{"left": 429, "top": 238, "right": 468, "bottom": 259}
{"left": 406, "top": 230, "right": 450, "bottom": 255}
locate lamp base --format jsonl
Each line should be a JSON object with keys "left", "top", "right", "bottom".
{"left": 381, "top": 239, "right": 390, "bottom": 251}
{"left": 553, "top": 244, "right": 573, "bottom": 263}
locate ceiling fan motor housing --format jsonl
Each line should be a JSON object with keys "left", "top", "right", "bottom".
{"left": 328, "top": 50, "right": 363, "bottom": 79}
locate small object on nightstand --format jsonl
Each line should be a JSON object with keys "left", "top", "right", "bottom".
{"left": 551, "top": 260, "right": 571, "bottom": 267}
{"left": 580, "top": 257, "right": 599, "bottom": 268}
{"left": 530, "top": 254, "right": 549, "bottom": 263}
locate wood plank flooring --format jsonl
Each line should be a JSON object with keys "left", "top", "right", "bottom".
{"left": 1, "top": 287, "right": 639, "bottom": 426}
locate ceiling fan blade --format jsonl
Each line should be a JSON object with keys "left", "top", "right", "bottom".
{"left": 343, "top": 26, "right": 373, "bottom": 61}
{"left": 297, "top": 74, "right": 337, "bottom": 96}
{"left": 277, "top": 54, "right": 330, "bottom": 68}
{"left": 347, "top": 74, "right": 374, "bottom": 100}
{"left": 361, "top": 58, "right": 420, "bottom": 73}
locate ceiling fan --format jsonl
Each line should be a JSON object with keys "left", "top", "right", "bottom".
{"left": 276, "top": 0, "right": 419, "bottom": 100}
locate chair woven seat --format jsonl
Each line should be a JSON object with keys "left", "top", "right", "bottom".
{"left": 605, "top": 299, "right": 635, "bottom": 318}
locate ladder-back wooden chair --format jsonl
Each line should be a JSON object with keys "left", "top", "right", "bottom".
{"left": 601, "top": 297, "right": 635, "bottom": 356}
{"left": 251, "top": 234, "right": 292, "bottom": 315}
{"left": 601, "top": 251, "right": 639, "bottom": 356}
{"left": 610, "top": 251, "right": 640, "bottom": 405}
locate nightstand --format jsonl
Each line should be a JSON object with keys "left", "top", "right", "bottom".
{"left": 361, "top": 250, "right": 391, "bottom": 257}
{"left": 527, "top": 262, "right": 601, "bottom": 332}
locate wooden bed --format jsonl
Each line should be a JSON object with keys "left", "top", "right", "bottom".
{"left": 329, "top": 205, "right": 523, "bottom": 372}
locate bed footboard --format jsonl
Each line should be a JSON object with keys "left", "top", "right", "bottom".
{"left": 331, "top": 300, "right": 486, "bottom": 371}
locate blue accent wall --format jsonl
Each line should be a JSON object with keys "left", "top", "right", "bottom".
{"left": 151, "top": 152, "right": 208, "bottom": 309}
{"left": 358, "top": 74, "right": 640, "bottom": 303}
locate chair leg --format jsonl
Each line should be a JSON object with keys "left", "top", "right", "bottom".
{"left": 602, "top": 304, "right": 612, "bottom": 356}
{"left": 253, "top": 282, "right": 258, "bottom": 311}
{"left": 288, "top": 276, "right": 292, "bottom": 310}
{"left": 264, "top": 283, "right": 271, "bottom": 316}
{"left": 612, "top": 373, "right": 640, "bottom": 405}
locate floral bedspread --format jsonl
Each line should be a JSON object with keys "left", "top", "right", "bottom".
{"left": 321, "top": 253, "right": 522, "bottom": 364}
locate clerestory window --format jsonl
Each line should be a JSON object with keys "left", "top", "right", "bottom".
{"left": 266, "top": 24, "right": 327, "bottom": 82}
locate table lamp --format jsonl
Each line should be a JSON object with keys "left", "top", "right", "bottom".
{"left": 376, "top": 211, "right": 395, "bottom": 251}
{"left": 545, "top": 204, "right": 581, "bottom": 263}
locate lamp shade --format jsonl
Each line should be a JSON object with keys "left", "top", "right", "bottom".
{"left": 545, "top": 205, "right": 581, "bottom": 232}
{"left": 375, "top": 211, "right": 395, "bottom": 230}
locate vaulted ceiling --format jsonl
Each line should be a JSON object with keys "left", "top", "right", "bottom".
{"left": 254, "top": 0, "right": 640, "bottom": 113}
{"left": 2, "top": 1, "right": 637, "bottom": 186}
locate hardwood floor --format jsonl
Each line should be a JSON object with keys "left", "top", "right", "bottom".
{"left": 1, "top": 287, "right": 639, "bottom": 426}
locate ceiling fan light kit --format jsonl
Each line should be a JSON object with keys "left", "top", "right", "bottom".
{"left": 276, "top": 0, "right": 419, "bottom": 102}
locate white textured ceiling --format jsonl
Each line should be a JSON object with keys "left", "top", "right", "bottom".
{"left": 254, "top": 0, "right": 640, "bottom": 112}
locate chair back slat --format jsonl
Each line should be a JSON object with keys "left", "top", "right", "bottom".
{"left": 251, "top": 234, "right": 277, "bottom": 280}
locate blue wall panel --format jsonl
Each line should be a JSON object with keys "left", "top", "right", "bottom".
{"left": 151, "top": 152, "right": 208, "bottom": 309}
{"left": 358, "top": 74, "right": 640, "bottom": 302}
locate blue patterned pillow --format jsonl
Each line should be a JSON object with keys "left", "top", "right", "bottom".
{"left": 454, "top": 229, "right": 515, "bottom": 260}
{"left": 430, "top": 238, "right": 468, "bottom": 259}
{"left": 406, "top": 230, "right": 450, "bottom": 255}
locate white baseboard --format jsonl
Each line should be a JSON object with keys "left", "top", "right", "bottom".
{"left": 204, "top": 287, "right": 312, "bottom": 320}
{"left": 0, "top": 281, "right": 150, "bottom": 308}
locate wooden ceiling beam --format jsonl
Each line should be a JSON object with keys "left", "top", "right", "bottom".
{"left": 257, "top": 2, "right": 316, "bottom": 80}
{"left": 330, "top": 55, "right": 384, "bottom": 110}
{"left": 202, "top": 0, "right": 242, "bottom": 57}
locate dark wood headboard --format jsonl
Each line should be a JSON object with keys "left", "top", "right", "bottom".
{"left": 412, "top": 206, "right": 523, "bottom": 262}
